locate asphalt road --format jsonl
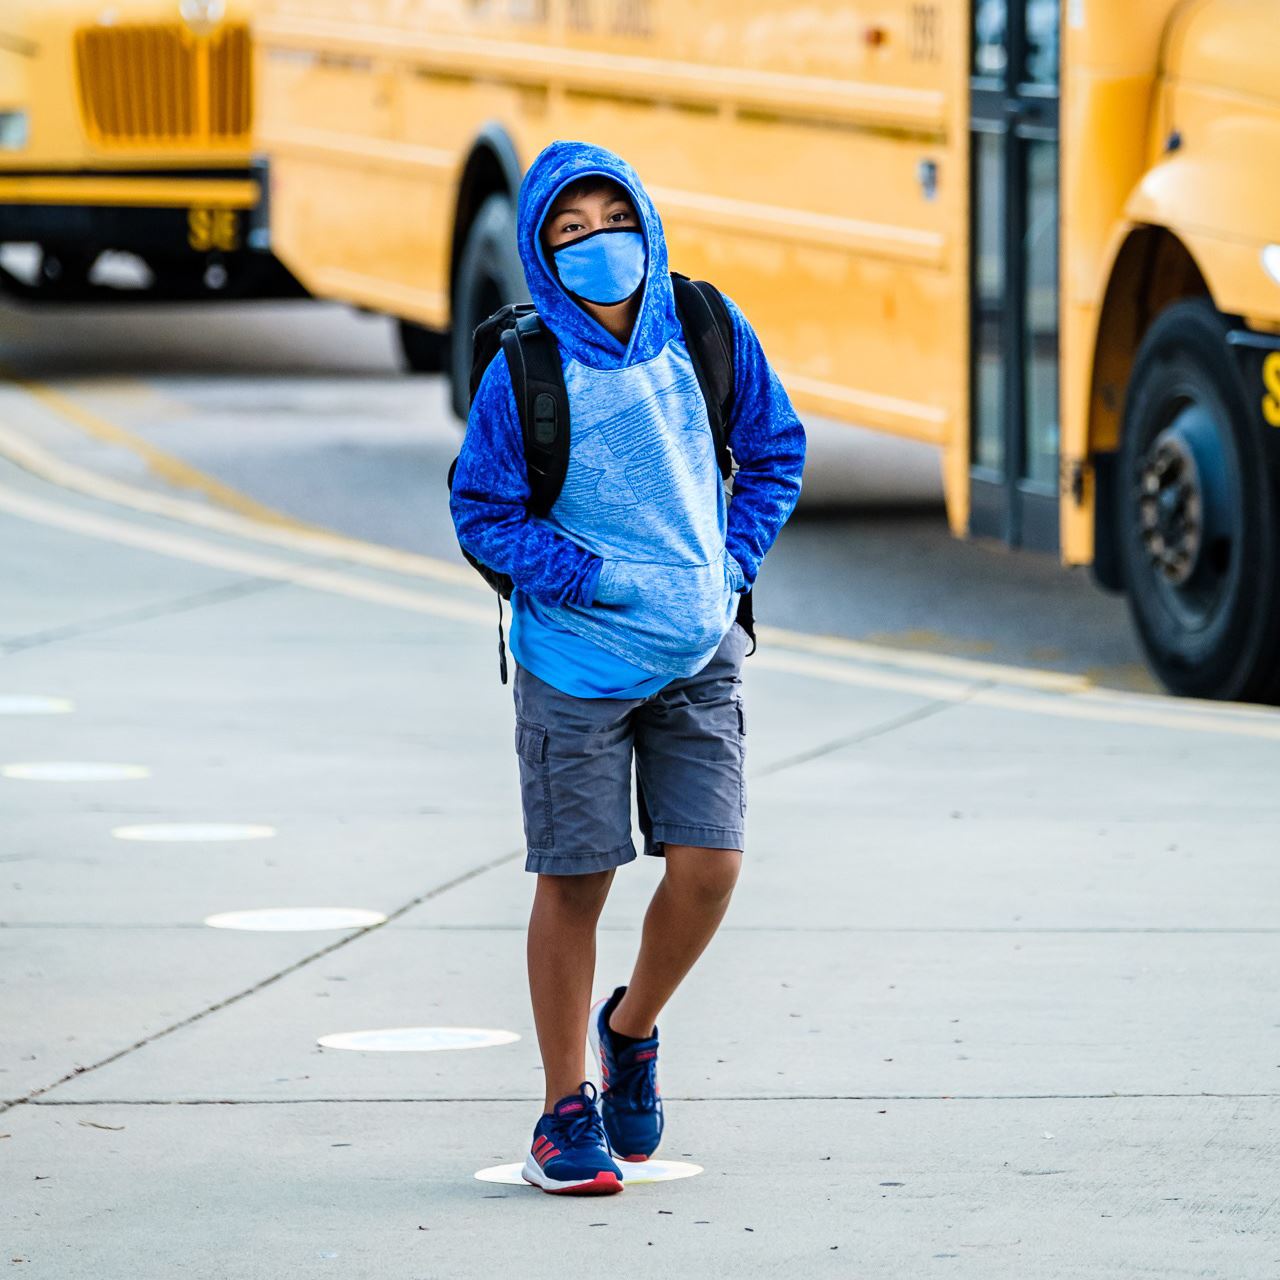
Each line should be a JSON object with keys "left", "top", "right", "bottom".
{"left": 0, "top": 296, "right": 1153, "bottom": 690}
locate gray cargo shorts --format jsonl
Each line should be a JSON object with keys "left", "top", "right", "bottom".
{"left": 512, "top": 622, "right": 749, "bottom": 875}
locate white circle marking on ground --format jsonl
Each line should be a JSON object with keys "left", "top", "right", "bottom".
{"left": 3, "top": 761, "right": 149, "bottom": 781}
{"left": 112, "top": 823, "right": 276, "bottom": 842}
{"left": 317, "top": 1027, "right": 521, "bottom": 1053}
{"left": 0, "top": 696, "right": 74, "bottom": 715}
{"left": 204, "top": 907, "right": 387, "bottom": 932}
{"left": 474, "top": 1160, "right": 703, "bottom": 1186}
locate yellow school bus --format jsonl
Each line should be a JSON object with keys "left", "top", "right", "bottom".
{"left": 0, "top": 0, "right": 296, "bottom": 300}
{"left": 254, "top": 0, "right": 1280, "bottom": 702}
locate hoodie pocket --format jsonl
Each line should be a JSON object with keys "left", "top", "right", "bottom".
{"left": 592, "top": 556, "right": 733, "bottom": 654}
{"left": 593, "top": 558, "right": 628, "bottom": 607}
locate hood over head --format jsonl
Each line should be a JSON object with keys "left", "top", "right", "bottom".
{"left": 516, "top": 139, "right": 681, "bottom": 370}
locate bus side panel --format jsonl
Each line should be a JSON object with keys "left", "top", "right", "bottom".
{"left": 256, "top": 0, "right": 968, "bottom": 477}
{"left": 530, "top": 79, "right": 962, "bottom": 441}
{"left": 257, "top": 48, "right": 466, "bottom": 327}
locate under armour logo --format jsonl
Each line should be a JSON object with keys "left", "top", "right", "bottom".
{"left": 573, "top": 433, "right": 639, "bottom": 506}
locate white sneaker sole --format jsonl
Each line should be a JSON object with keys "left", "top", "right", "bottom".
{"left": 521, "top": 1155, "right": 623, "bottom": 1195}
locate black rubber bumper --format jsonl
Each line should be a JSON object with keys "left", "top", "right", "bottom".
{"left": 0, "top": 167, "right": 259, "bottom": 254}
{"left": 0, "top": 201, "right": 246, "bottom": 252}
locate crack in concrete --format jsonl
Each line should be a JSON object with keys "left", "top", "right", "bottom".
{"left": 1, "top": 576, "right": 286, "bottom": 655}
{"left": 6, "top": 922, "right": 1280, "bottom": 935}
{"left": 0, "top": 845, "right": 522, "bottom": 1117}
{"left": 755, "top": 691, "right": 979, "bottom": 778}
{"left": 13, "top": 1092, "right": 1280, "bottom": 1107}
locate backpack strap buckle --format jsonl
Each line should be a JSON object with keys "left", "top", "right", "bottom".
{"left": 501, "top": 316, "right": 570, "bottom": 516}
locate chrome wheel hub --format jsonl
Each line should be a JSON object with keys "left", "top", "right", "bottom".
{"left": 1139, "top": 430, "right": 1203, "bottom": 587}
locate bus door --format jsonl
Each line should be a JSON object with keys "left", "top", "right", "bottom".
{"left": 968, "top": 0, "right": 1061, "bottom": 551}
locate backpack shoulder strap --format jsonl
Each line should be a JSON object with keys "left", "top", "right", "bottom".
{"left": 500, "top": 312, "right": 571, "bottom": 517}
{"left": 470, "top": 302, "right": 535, "bottom": 406}
{"left": 671, "top": 272, "right": 736, "bottom": 480}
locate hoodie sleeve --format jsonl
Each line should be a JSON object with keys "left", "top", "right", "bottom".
{"left": 721, "top": 295, "right": 806, "bottom": 590}
{"left": 449, "top": 353, "right": 603, "bottom": 608}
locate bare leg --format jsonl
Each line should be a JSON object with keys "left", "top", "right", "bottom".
{"left": 528, "top": 869, "right": 615, "bottom": 1111}
{"left": 609, "top": 845, "right": 741, "bottom": 1039}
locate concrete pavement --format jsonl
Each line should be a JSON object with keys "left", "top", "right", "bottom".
{"left": 2, "top": 445, "right": 1279, "bottom": 1278}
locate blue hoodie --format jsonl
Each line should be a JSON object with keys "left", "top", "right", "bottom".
{"left": 449, "top": 139, "right": 806, "bottom": 691}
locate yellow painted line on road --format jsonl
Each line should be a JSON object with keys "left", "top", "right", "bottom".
{"left": 970, "top": 686, "right": 1280, "bottom": 739}
{"left": 0, "top": 418, "right": 478, "bottom": 588}
{"left": 3, "top": 477, "right": 1280, "bottom": 742}
{"left": 754, "top": 624, "right": 1087, "bottom": 694}
{"left": 0, "top": 482, "right": 493, "bottom": 628}
{"left": 3, "top": 376, "right": 307, "bottom": 530}
{"left": 61, "top": 377, "right": 196, "bottom": 422}
{"left": 752, "top": 648, "right": 1280, "bottom": 741}
{"left": 0, "top": 410, "right": 1090, "bottom": 689}
{"left": 752, "top": 648, "right": 983, "bottom": 704}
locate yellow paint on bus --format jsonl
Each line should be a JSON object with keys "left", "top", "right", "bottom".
{"left": 0, "top": 0, "right": 290, "bottom": 301}
{"left": 254, "top": 0, "right": 1280, "bottom": 701}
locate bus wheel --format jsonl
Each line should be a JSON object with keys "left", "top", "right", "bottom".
{"left": 37, "top": 248, "right": 96, "bottom": 297}
{"left": 398, "top": 320, "right": 449, "bottom": 374}
{"left": 1119, "top": 299, "right": 1280, "bottom": 702}
{"left": 449, "top": 193, "right": 529, "bottom": 419}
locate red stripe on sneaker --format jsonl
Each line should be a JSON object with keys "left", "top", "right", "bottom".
{"left": 532, "top": 1139, "right": 564, "bottom": 1167}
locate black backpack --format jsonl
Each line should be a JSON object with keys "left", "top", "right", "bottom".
{"left": 447, "top": 271, "right": 754, "bottom": 683}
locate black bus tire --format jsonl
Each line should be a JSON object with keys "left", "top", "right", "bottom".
{"left": 36, "top": 248, "right": 96, "bottom": 297}
{"left": 449, "top": 193, "right": 528, "bottom": 420}
{"left": 397, "top": 320, "right": 449, "bottom": 374}
{"left": 1118, "top": 298, "right": 1280, "bottom": 702}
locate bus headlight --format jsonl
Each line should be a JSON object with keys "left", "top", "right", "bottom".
{"left": 1264, "top": 244, "right": 1280, "bottom": 287}
{"left": 0, "top": 111, "right": 29, "bottom": 150}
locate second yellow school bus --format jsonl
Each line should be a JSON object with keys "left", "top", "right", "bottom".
{"left": 0, "top": 0, "right": 296, "bottom": 302}
{"left": 254, "top": 0, "right": 1280, "bottom": 702}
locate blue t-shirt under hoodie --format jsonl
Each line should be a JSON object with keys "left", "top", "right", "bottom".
{"left": 450, "top": 140, "right": 807, "bottom": 697}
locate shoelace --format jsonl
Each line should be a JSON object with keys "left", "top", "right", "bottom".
{"left": 612, "top": 1048, "right": 659, "bottom": 1112}
{"left": 548, "top": 1089, "right": 610, "bottom": 1150}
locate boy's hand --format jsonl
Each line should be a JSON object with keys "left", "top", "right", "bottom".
{"left": 592, "top": 560, "right": 626, "bottom": 609}
{"left": 724, "top": 550, "right": 747, "bottom": 594}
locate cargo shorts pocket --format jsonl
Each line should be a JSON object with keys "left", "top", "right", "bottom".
{"left": 515, "top": 718, "right": 554, "bottom": 850}
{"left": 734, "top": 695, "right": 747, "bottom": 816}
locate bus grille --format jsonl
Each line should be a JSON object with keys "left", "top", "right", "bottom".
{"left": 74, "top": 23, "right": 251, "bottom": 148}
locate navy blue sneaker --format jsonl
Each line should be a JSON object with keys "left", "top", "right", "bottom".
{"left": 589, "top": 986, "right": 663, "bottom": 1161}
{"left": 521, "top": 1082, "right": 623, "bottom": 1195}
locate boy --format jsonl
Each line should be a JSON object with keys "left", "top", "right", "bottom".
{"left": 450, "top": 140, "right": 805, "bottom": 1195}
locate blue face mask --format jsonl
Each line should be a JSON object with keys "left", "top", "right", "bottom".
{"left": 551, "top": 227, "right": 646, "bottom": 306}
